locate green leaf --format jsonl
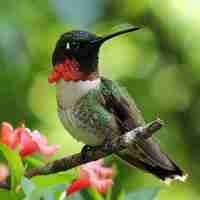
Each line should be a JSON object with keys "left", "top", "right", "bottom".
{"left": 0, "top": 144, "right": 24, "bottom": 189}
{"left": 22, "top": 189, "right": 44, "bottom": 200}
{"left": 0, "top": 189, "right": 18, "bottom": 200}
{"left": 24, "top": 157, "right": 44, "bottom": 168}
{"left": 117, "top": 190, "right": 125, "bottom": 200}
{"left": 105, "top": 186, "right": 112, "bottom": 200}
{"left": 87, "top": 188, "right": 104, "bottom": 200}
{"left": 21, "top": 177, "right": 36, "bottom": 196}
{"left": 31, "top": 172, "right": 75, "bottom": 188}
{"left": 124, "top": 187, "right": 160, "bottom": 200}
{"left": 45, "top": 184, "right": 66, "bottom": 200}
{"left": 22, "top": 182, "right": 67, "bottom": 200}
{"left": 21, "top": 172, "right": 72, "bottom": 200}
{"left": 68, "top": 192, "right": 85, "bottom": 200}
{"left": 43, "top": 191, "right": 55, "bottom": 200}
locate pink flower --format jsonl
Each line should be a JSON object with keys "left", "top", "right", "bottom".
{"left": 30, "top": 130, "right": 60, "bottom": 157}
{"left": 67, "top": 159, "right": 113, "bottom": 196}
{"left": 0, "top": 122, "right": 60, "bottom": 158}
{"left": 0, "top": 163, "right": 9, "bottom": 182}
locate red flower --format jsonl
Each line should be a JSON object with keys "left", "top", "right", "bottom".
{"left": 0, "top": 122, "right": 60, "bottom": 158}
{"left": 67, "top": 159, "right": 113, "bottom": 196}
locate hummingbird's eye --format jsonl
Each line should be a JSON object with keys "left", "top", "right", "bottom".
{"left": 65, "top": 42, "right": 70, "bottom": 50}
{"left": 65, "top": 41, "right": 80, "bottom": 50}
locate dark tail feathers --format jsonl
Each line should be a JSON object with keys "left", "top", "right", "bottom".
{"left": 116, "top": 139, "right": 187, "bottom": 182}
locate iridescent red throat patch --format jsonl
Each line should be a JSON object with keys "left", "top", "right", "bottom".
{"left": 48, "top": 58, "right": 82, "bottom": 83}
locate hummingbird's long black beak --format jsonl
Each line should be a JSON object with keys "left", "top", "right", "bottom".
{"left": 90, "top": 27, "right": 140, "bottom": 46}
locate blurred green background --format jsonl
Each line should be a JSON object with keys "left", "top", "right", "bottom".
{"left": 0, "top": 0, "right": 200, "bottom": 199}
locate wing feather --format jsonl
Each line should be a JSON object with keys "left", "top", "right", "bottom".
{"left": 100, "top": 77, "right": 184, "bottom": 180}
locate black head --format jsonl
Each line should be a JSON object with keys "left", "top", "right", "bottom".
{"left": 52, "top": 27, "right": 140, "bottom": 74}
{"left": 52, "top": 30, "right": 101, "bottom": 73}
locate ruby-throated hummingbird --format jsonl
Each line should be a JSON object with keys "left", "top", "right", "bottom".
{"left": 48, "top": 27, "right": 187, "bottom": 182}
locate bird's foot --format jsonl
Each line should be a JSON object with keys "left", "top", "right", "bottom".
{"left": 80, "top": 141, "right": 116, "bottom": 162}
{"left": 103, "top": 141, "right": 117, "bottom": 152}
{"left": 102, "top": 130, "right": 117, "bottom": 152}
{"left": 80, "top": 145, "right": 98, "bottom": 162}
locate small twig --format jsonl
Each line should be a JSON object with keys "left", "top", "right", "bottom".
{"left": 0, "top": 118, "right": 163, "bottom": 189}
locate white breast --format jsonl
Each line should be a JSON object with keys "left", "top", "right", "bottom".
{"left": 56, "top": 78, "right": 100, "bottom": 109}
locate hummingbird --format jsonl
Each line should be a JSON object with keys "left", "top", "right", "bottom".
{"left": 48, "top": 27, "right": 187, "bottom": 182}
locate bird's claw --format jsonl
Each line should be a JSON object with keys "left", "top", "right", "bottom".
{"left": 103, "top": 142, "right": 116, "bottom": 152}
{"left": 80, "top": 142, "right": 116, "bottom": 162}
{"left": 80, "top": 145, "right": 93, "bottom": 162}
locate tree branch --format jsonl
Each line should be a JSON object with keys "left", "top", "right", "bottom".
{"left": 1, "top": 118, "right": 163, "bottom": 189}
{"left": 26, "top": 118, "right": 163, "bottom": 178}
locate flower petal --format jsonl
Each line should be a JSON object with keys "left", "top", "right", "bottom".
{"left": 30, "top": 130, "right": 48, "bottom": 145}
{"left": 92, "top": 179, "right": 113, "bottom": 193}
{"left": 37, "top": 144, "right": 60, "bottom": 157}
{"left": 67, "top": 178, "right": 90, "bottom": 196}
{"left": 78, "top": 160, "right": 114, "bottom": 193}
{"left": 95, "top": 166, "right": 114, "bottom": 178}
{"left": 12, "top": 127, "right": 25, "bottom": 148}
{"left": 30, "top": 131, "right": 59, "bottom": 156}
{"left": 0, "top": 122, "right": 13, "bottom": 147}
{"left": 1, "top": 122, "right": 59, "bottom": 159}
{"left": 19, "top": 130, "right": 38, "bottom": 158}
